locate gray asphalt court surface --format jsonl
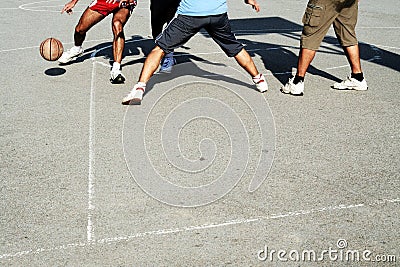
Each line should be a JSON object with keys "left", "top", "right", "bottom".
{"left": 1, "top": 0, "right": 399, "bottom": 265}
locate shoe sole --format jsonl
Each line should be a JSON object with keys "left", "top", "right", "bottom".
{"left": 58, "top": 52, "right": 83, "bottom": 64}
{"left": 256, "top": 85, "right": 268, "bottom": 93}
{"left": 110, "top": 74, "right": 125, "bottom": 84}
{"left": 158, "top": 68, "right": 172, "bottom": 74}
{"left": 130, "top": 98, "right": 141, "bottom": 105}
{"left": 280, "top": 88, "right": 303, "bottom": 96}
{"left": 58, "top": 58, "right": 76, "bottom": 64}
{"left": 332, "top": 86, "right": 368, "bottom": 91}
{"left": 121, "top": 97, "right": 141, "bottom": 105}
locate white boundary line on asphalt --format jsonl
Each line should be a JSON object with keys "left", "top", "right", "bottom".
{"left": 1, "top": 198, "right": 399, "bottom": 260}
{"left": 86, "top": 60, "right": 98, "bottom": 243}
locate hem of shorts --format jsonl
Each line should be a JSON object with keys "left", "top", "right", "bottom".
{"left": 227, "top": 47, "right": 244, "bottom": 58}
{"left": 300, "top": 44, "right": 320, "bottom": 51}
{"left": 340, "top": 41, "right": 359, "bottom": 47}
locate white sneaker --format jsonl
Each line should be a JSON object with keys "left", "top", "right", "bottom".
{"left": 58, "top": 46, "right": 84, "bottom": 64}
{"left": 122, "top": 83, "right": 145, "bottom": 105}
{"left": 333, "top": 76, "right": 368, "bottom": 91}
{"left": 281, "top": 77, "right": 304, "bottom": 96}
{"left": 159, "top": 55, "right": 176, "bottom": 73}
{"left": 252, "top": 74, "right": 268, "bottom": 93}
{"left": 110, "top": 68, "right": 126, "bottom": 84}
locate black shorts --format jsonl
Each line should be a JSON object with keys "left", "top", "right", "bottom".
{"left": 156, "top": 13, "right": 244, "bottom": 57}
{"left": 150, "top": 0, "right": 180, "bottom": 38}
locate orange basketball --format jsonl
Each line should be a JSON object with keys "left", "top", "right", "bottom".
{"left": 40, "top": 38, "right": 63, "bottom": 61}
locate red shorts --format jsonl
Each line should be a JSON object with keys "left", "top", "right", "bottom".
{"left": 89, "top": 0, "right": 134, "bottom": 16}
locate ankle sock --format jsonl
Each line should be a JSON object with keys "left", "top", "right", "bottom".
{"left": 351, "top": 72, "right": 364, "bottom": 82}
{"left": 137, "top": 82, "right": 146, "bottom": 89}
{"left": 252, "top": 74, "right": 264, "bottom": 82}
{"left": 72, "top": 45, "right": 82, "bottom": 51}
{"left": 112, "top": 62, "right": 121, "bottom": 71}
{"left": 293, "top": 75, "right": 304, "bottom": 84}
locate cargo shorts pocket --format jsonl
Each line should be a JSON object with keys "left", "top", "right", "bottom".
{"left": 302, "top": 4, "right": 325, "bottom": 27}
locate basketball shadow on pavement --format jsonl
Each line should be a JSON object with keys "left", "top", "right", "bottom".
{"left": 44, "top": 67, "right": 66, "bottom": 76}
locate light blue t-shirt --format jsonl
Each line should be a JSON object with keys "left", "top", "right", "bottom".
{"left": 177, "top": 0, "right": 228, "bottom": 16}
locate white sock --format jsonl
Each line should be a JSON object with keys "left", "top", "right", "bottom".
{"left": 252, "top": 73, "right": 263, "bottom": 81}
{"left": 112, "top": 62, "right": 121, "bottom": 71}
{"left": 72, "top": 45, "right": 82, "bottom": 51}
{"left": 137, "top": 82, "right": 146, "bottom": 88}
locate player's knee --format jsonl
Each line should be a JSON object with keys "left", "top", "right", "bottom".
{"left": 75, "top": 24, "right": 86, "bottom": 35}
{"left": 153, "top": 45, "right": 164, "bottom": 53}
{"left": 150, "top": 45, "right": 166, "bottom": 58}
{"left": 112, "top": 21, "right": 124, "bottom": 35}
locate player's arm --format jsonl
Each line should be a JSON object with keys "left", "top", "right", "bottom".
{"left": 61, "top": 0, "right": 79, "bottom": 14}
{"left": 245, "top": 0, "right": 261, "bottom": 12}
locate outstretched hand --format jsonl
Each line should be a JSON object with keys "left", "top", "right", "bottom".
{"left": 61, "top": 0, "right": 78, "bottom": 14}
{"left": 245, "top": 0, "right": 260, "bottom": 12}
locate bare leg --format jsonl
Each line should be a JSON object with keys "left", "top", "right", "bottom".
{"left": 234, "top": 48, "right": 259, "bottom": 77}
{"left": 111, "top": 8, "right": 131, "bottom": 64}
{"left": 74, "top": 8, "right": 105, "bottom": 46}
{"left": 296, "top": 47, "right": 317, "bottom": 77}
{"left": 122, "top": 46, "right": 165, "bottom": 104}
{"left": 343, "top": 44, "right": 362, "bottom": 74}
{"left": 281, "top": 47, "right": 316, "bottom": 94}
{"left": 138, "top": 46, "right": 166, "bottom": 83}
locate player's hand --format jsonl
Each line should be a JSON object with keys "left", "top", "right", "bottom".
{"left": 245, "top": 0, "right": 260, "bottom": 12}
{"left": 61, "top": 0, "right": 78, "bottom": 14}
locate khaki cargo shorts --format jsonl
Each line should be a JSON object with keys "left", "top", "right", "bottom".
{"left": 300, "top": 0, "right": 359, "bottom": 50}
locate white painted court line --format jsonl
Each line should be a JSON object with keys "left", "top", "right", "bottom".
{"left": 18, "top": 0, "right": 63, "bottom": 12}
{"left": 374, "top": 44, "right": 400, "bottom": 50}
{"left": 1, "top": 198, "right": 398, "bottom": 260}
{"left": 96, "top": 198, "right": 400, "bottom": 245}
{"left": 87, "top": 60, "right": 98, "bottom": 243}
{"left": 358, "top": 26, "right": 400, "bottom": 29}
